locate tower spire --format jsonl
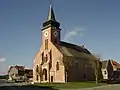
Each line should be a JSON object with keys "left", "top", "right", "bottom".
{"left": 42, "top": 0, "right": 60, "bottom": 30}
{"left": 47, "top": 0, "right": 56, "bottom": 21}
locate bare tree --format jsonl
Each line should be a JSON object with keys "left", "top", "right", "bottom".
{"left": 92, "top": 54, "right": 102, "bottom": 84}
{"left": 63, "top": 57, "right": 69, "bottom": 84}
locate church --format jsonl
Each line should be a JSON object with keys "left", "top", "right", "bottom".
{"left": 33, "top": 4, "right": 97, "bottom": 83}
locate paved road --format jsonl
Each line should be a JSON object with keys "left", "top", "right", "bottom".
{"left": 0, "top": 79, "right": 57, "bottom": 90}
{"left": 0, "top": 79, "right": 14, "bottom": 86}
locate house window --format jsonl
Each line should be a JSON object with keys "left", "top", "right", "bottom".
{"left": 45, "top": 39, "right": 48, "bottom": 50}
{"left": 50, "top": 50, "right": 52, "bottom": 60}
{"left": 56, "top": 62, "right": 59, "bottom": 71}
{"left": 104, "top": 71, "right": 107, "bottom": 75}
{"left": 83, "top": 73, "right": 86, "bottom": 79}
{"left": 18, "top": 71, "right": 24, "bottom": 76}
{"left": 117, "top": 68, "right": 120, "bottom": 70}
{"left": 76, "top": 62, "right": 78, "bottom": 67}
{"left": 89, "top": 64, "right": 91, "bottom": 68}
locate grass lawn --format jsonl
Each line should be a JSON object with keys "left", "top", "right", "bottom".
{"left": 32, "top": 82, "right": 106, "bottom": 89}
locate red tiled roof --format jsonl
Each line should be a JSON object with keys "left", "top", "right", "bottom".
{"left": 111, "top": 60, "right": 120, "bottom": 69}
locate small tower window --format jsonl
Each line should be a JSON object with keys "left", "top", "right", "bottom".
{"left": 45, "top": 39, "right": 48, "bottom": 50}
{"left": 56, "top": 62, "right": 59, "bottom": 71}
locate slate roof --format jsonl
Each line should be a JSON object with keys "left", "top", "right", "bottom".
{"left": 15, "top": 65, "right": 25, "bottom": 71}
{"left": 101, "top": 61, "right": 108, "bottom": 69}
{"left": 58, "top": 41, "right": 92, "bottom": 58}
{"left": 8, "top": 65, "right": 25, "bottom": 72}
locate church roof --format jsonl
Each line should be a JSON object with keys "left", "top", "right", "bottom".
{"left": 58, "top": 41, "right": 92, "bottom": 58}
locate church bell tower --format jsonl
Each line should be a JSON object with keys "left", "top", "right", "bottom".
{"left": 41, "top": 4, "right": 61, "bottom": 47}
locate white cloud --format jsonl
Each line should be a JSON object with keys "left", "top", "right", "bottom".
{"left": 0, "top": 58, "right": 6, "bottom": 62}
{"left": 63, "top": 27, "right": 84, "bottom": 42}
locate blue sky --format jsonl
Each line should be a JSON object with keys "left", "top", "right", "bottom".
{"left": 0, "top": 0, "right": 120, "bottom": 75}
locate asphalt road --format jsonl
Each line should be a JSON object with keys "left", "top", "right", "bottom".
{"left": 0, "top": 79, "right": 57, "bottom": 90}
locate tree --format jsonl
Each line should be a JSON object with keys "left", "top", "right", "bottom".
{"left": 92, "top": 54, "right": 102, "bottom": 84}
{"left": 63, "top": 57, "right": 69, "bottom": 84}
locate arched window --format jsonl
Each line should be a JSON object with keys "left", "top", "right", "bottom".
{"left": 43, "top": 69, "right": 47, "bottom": 81}
{"left": 42, "top": 52, "right": 44, "bottom": 62}
{"left": 56, "top": 62, "right": 59, "bottom": 71}
{"left": 36, "top": 65, "right": 39, "bottom": 73}
{"left": 50, "top": 50, "right": 52, "bottom": 60}
{"left": 45, "top": 39, "right": 48, "bottom": 50}
{"left": 36, "top": 75, "right": 38, "bottom": 81}
{"left": 49, "top": 50, "right": 52, "bottom": 68}
{"left": 45, "top": 54, "right": 48, "bottom": 62}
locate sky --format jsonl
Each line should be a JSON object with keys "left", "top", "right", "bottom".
{"left": 0, "top": 0, "right": 120, "bottom": 75}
